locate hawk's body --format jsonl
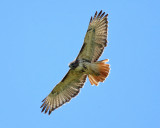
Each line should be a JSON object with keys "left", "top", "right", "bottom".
{"left": 41, "top": 10, "right": 110, "bottom": 115}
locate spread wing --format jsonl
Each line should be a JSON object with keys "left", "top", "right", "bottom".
{"left": 40, "top": 69, "right": 87, "bottom": 115}
{"left": 77, "top": 10, "right": 108, "bottom": 62}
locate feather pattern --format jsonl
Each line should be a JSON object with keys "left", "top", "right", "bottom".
{"left": 41, "top": 69, "right": 87, "bottom": 115}
{"left": 77, "top": 10, "right": 108, "bottom": 62}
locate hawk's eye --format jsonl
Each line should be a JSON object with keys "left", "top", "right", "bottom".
{"left": 69, "top": 62, "right": 74, "bottom": 68}
{"left": 71, "top": 63, "right": 75, "bottom": 67}
{"left": 69, "top": 60, "right": 79, "bottom": 69}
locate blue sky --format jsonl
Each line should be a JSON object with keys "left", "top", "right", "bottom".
{"left": 0, "top": 0, "right": 160, "bottom": 128}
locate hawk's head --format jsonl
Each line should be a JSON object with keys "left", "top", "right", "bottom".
{"left": 69, "top": 59, "right": 79, "bottom": 69}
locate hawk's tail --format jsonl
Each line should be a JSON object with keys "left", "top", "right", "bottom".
{"left": 88, "top": 59, "right": 110, "bottom": 86}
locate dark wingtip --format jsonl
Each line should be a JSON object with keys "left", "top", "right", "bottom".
{"left": 42, "top": 97, "right": 46, "bottom": 102}
{"left": 49, "top": 110, "right": 52, "bottom": 115}
{"left": 105, "top": 14, "right": 108, "bottom": 17}
{"left": 94, "top": 11, "right": 97, "bottom": 16}
{"left": 100, "top": 12, "right": 105, "bottom": 18}
{"left": 90, "top": 16, "right": 93, "bottom": 23}
{"left": 40, "top": 101, "right": 46, "bottom": 108}
{"left": 45, "top": 106, "right": 49, "bottom": 114}
{"left": 41, "top": 105, "right": 46, "bottom": 113}
{"left": 93, "top": 11, "right": 97, "bottom": 19}
{"left": 97, "top": 10, "right": 102, "bottom": 17}
{"left": 45, "top": 110, "right": 48, "bottom": 114}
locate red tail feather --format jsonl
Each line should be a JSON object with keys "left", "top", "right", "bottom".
{"left": 88, "top": 59, "right": 110, "bottom": 86}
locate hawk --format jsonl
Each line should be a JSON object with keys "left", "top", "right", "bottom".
{"left": 41, "top": 10, "right": 110, "bottom": 115}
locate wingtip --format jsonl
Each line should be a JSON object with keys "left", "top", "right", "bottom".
{"left": 95, "top": 11, "right": 97, "bottom": 16}
{"left": 41, "top": 105, "right": 46, "bottom": 113}
{"left": 49, "top": 111, "right": 52, "bottom": 115}
{"left": 105, "top": 13, "right": 109, "bottom": 17}
{"left": 98, "top": 10, "right": 102, "bottom": 17}
{"left": 93, "top": 11, "right": 98, "bottom": 19}
{"left": 45, "top": 110, "right": 48, "bottom": 114}
{"left": 100, "top": 12, "right": 105, "bottom": 18}
{"left": 90, "top": 16, "right": 93, "bottom": 23}
{"left": 42, "top": 97, "right": 46, "bottom": 102}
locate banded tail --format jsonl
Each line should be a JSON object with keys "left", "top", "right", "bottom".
{"left": 88, "top": 59, "right": 110, "bottom": 86}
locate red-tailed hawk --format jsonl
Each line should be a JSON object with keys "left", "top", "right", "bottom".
{"left": 41, "top": 10, "right": 110, "bottom": 115}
